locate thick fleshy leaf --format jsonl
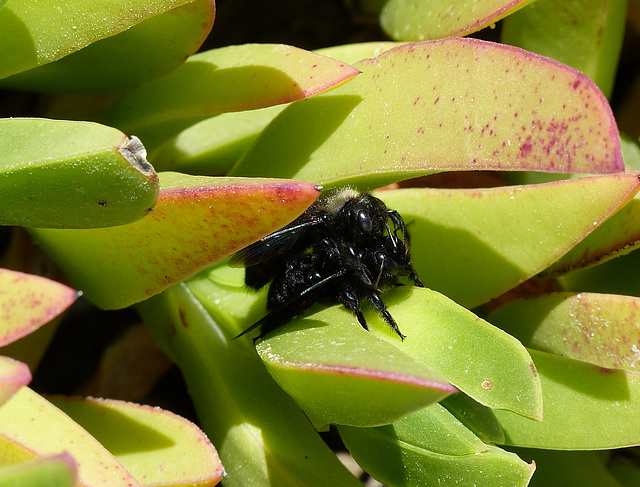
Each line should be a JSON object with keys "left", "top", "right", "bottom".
{"left": 0, "top": 388, "right": 140, "bottom": 486}
{"left": 376, "top": 174, "right": 640, "bottom": 308}
{"left": 339, "top": 406, "right": 535, "bottom": 487}
{"left": 622, "top": 135, "right": 640, "bottom": 169}
{"left": 151, "top": 42, "right": 400, "bottom": 174}
{"left": 363, "top": 287, "right": 541, "bottom": 420}
{"left": 232, "top": 38, "right": 622, "bottom": 189}
{"left": 610, "top": 455, "right": 640, "bottom": 486}
{"left": 0, "top": 0, "right": 194, "bottom": 79}
{"left": 488, "top": 292, "right": 640, "bottom": 372}
{"left": 343, "top": 404, "right": 490, "bottom": 458}
{"left": 138, "top": 283, "right": 362, "bottom": 487}
{"left": 0, "top": 269, "right": 78, "bottom": 346}
{"left": 440, "top": 392, "right": 506, "bottom": 445}
{"left": 379, "top": 0, "right": 533, "bottom": 40}
{"left": 256, "top": 306, "right": 456, "bottom": 428}
{"left": 103, "top": 44, "right": 360, "bottom": 151}
{"left": 0, "top": 453, "right": 77, "bottom": 487}
{"left": 48, "top": 396, "right": 224, "bottom": 486}
{"left": 541, "top": 195, "right": 640, "bottom": 277}
{"left": 501, "top": 0, "right": 627, "bottom": 98}
{"left": 151, "top": 105, "right": 288, "bottom": 174}
{"left": 31, "top": 174, "right": 321, "bottom": 309}
{"left": 560, "top": 247, "right": 640, "bottom": 297}
{"left": 0, "top": 118, "right": 158, "bottom": 229}
{"left": 514, "top": 449, "right": 624, "bottom": 487}
{"left": 495, "top": 349, "right": 640, "bottom": 449}
{"left": 0, "top": 357, "right": 30, "bottom": 406}
{"left": 0, "top": 0, "right": 215, "bottom": 94}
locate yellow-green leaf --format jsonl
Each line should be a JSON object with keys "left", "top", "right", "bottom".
{"left": 31, "top": 174, "right": 321, "bottom": 309}
{"left": 0, "top": 388, "right": 140, "bottom": 486}
{"left": 377, "top": 174, "right": 640, "bottom": 308}
{"left": 0, "top": 269, "right": 78, "bottom": 346}
{"left": 49, "top": 396, "right": 224, "bottom": 486}
{"left": 232, "top": 38, "right": 622, "bottom": 188}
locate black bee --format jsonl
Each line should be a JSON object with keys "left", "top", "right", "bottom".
{"left": 229, "top": 188, "right": 423, "bottom": 340}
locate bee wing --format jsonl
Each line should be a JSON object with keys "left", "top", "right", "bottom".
{"left": 233, "top": 268, "right": 348, "bottom": 339}
{"left": 228, "top": 216, "right": 323, "bottom": 268}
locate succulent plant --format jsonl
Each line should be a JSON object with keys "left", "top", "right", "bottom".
{"left": 1, "top": 0, "right": 639, "bottom": 485}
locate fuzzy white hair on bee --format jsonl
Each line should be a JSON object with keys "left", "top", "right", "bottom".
{"left": 319, "top": 187, "right": 362, "bottom": 215}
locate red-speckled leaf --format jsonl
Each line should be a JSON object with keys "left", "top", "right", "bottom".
{"left": 379, "top": 0, "right": 534, "bottom": 40}
{"left": 0, "top": 357, "right": 30, "bottom": 407}
{"left": 151, "top": 42, "right": 401, "bottom": 174}
{"left": 542, "top": 196, "right": 640, "bottom": 278}
{"left": 232, "top": 38, "right": 622, "bottom": 189}
{"left": 30, "top": 173, "right": 321, "bottom": 309}
{"left": 0, "top": 269, "right": 78, "bottom": 346}
{"left": 49, "top": 396, "right": 224, "bottom": 486}
{"left": 495, "top": 349, "right": 640, "bottom": 450}
{"left": 501, "top": 0, "right": 627, "bottom": 99}
{"left": 377, "top": 173, "right": 640, "bottom": 308}
{"left": 103, "top": 44, "right": 360, "bottom": 151}
{"left": 0, "top": 388, "right": 140, "bottom": 486}
{"left": 488, "top": 292, "right": 640, "bottom": 372}
{"left": 255, "top": 306, "right": 456, "bottom": 429}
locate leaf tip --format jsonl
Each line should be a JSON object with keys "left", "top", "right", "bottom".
{"left": 118, "top": 136, "right": 156, "bottom": 178}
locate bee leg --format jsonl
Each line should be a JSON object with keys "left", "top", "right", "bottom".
{"left": 355, "top": 309, "right": 369, "bottom": 331}
{"left": 338, "top": 290, "right": 370, "bottom": 331}
{"left": 410, "top": 270, "right": 424, "bottom": 287}
{"left": 368, "top": 292, "right": 406, "bottom": 340}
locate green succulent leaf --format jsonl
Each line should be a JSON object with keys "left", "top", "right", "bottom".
{"left": 363, "top": 287, "right": 541, "bottom": 420}
{"left": 31, "top": 173, "right": 321, "bottom": 309}
{"left": 232, "top": 38, "right": 622, "bottom": 188}
{"left": 151, "top": 105, "right": 288, "bottom": 174}
{"left": 0, "top": 118, "right": 158, "bottom": 229}
{"left": 610, "top": 455, "right": 640, "bottom": 486}
{"left": 0, "top": 357, "right": 30, "bottom": 407}
{"left": 501, "top": 0, "right": 627, "bottom": 99}
{"left": 377, "top": 174, "right": 640, "bottom": 308}
{"left": 488, "top": 292, "right": 640, "bottom": 372}
{"left": 0, "top": 453, "right": 77, "bottom": 487}
{"left": 339, "top": 406, "right": 535, "bottom": 487}
{"left": 48, "top": 396, "right": 224, "bottom": 486}
{"left": 513, "top": 449, "right": 625, "bottom": 487}
{"left": 495, "top": 349, "right": 640, "bottom": 450}
{"left": 0, "top": 388, "right": 140, "bottom": 486}
{"left": 622, "top": 134, "right": 640, "bottom": 169}
{"left": 378, "top": 0, "right": 534, "bottom": 41}
{"left": 0, "top": 269, "right": 78, "bottom": 346}
{"left": 138, "top": 283, "right": 362, "bottom": 487}
{"left": 255, "top": 306, "right": 456, "bottom": 429}
{"left": 559, "top": 248, "right": 640, "bottom": 297}
{"left": 0, "top": 0, "right": 195, "bottom": 80}
{"left": 440, "top": 393, "right": 506, "bottom": 445}
{"left": 151, "top": 42, "right": 400, "bottom": 174}
{"left": 103, "top": 44, "right": 360, "bottom": 151}
{"left": 0, "top": 0, "right": 215, "bottom": 94}
{"left": 541, "top": 195, "right": 640, "bottom": 278}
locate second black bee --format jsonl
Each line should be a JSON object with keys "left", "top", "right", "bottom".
{"left": 230, "top": 188, "right": 423, "bottom": 339}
